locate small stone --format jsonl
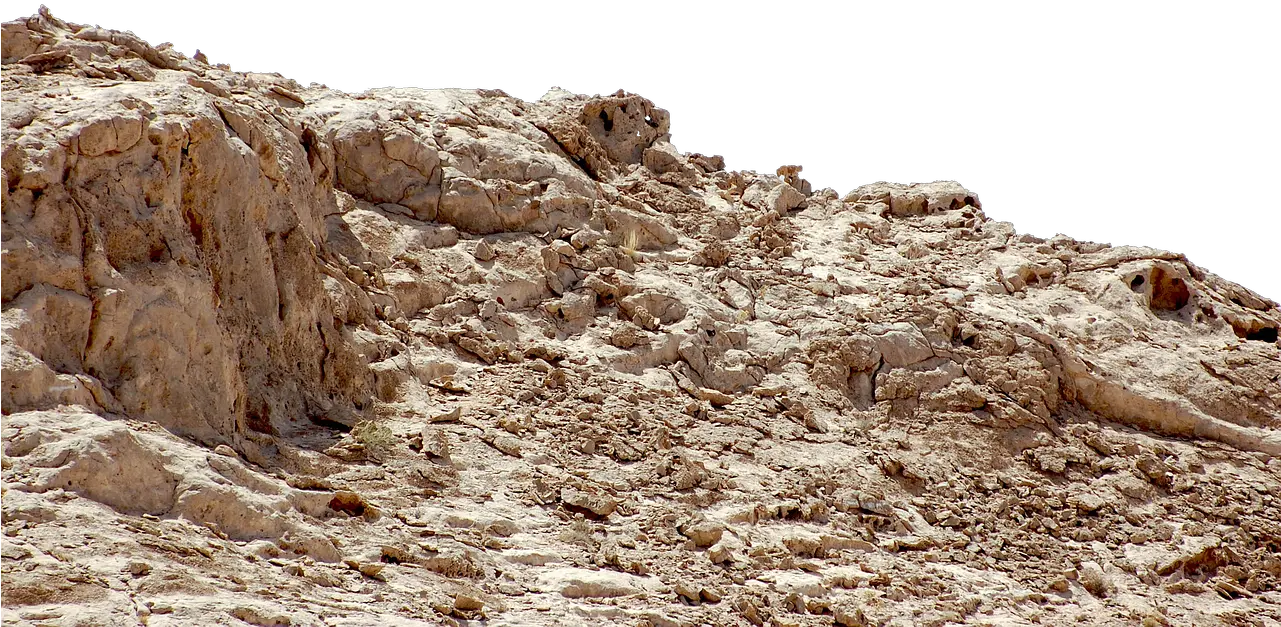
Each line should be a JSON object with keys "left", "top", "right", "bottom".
{"left": 560, "top": 486, "right": 618, "bottom": 517}
{"left": 428, "top": 377, "right": 471, "bottom": 393}
{"left": 610, "top": 322, "right": 643, "bottom": 349}
{"left": 490, "top": 433, "right": 524, "bottom": 458}
{"left": 632, "top": 307, "right": 660, "bottom": 331}
{"left": 834, "top": 607, "right": 868, "bottom": 626}
{"left": 213, "top": 444, "right": 238, "bottom": 458}
{"left": 358, "top": 562, "right": 386, "bottom": 581}
{"left": 540, "top": 247, "right": 561, "bottom": 272}
{"left": 421, "top": 427, "right": 452, "bottom": 462}
{"left": 681, "top": 521, "right": 724, "bottom": 548}
{"left": 474, "top": 240, "right": 495, "bottom": 261}
{"left": 698, "top": 388, "right": 735, "bottom": 407}
{"left": 454, "top": 593, "right": 484, "bottom": 611}
{"left": 673, "top": 581, "right": 700, "bottom": 602}
{"left": 231, "top": 606, "right": 293, "bottom": 626}
{"left": 707, "top": 543, "right": 733, "bottom": 564}
{"left": 430, "top": 407, "right": 462, "bottom": 423}
{"left": 543, "top": 368, "right": 569, "bottom": 389}
{"left": 1079, "top": 561, "right": 1114, "bottom": 597}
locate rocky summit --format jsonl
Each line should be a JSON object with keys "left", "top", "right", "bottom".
{"left": 3, "top": 8, "right": 1280, "bottom": 627}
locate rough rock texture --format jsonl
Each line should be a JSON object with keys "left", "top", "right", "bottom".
{"left": 4, "top": 10, "right": 1281, "bottom": 627}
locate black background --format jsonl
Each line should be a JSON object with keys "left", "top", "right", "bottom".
{"left": 7, "top": 0, "right": 1270, "bottom": 302}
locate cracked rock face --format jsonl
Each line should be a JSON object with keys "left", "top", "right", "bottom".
{"left": 3, "top": 9, "right": 1281, "bottom": 627}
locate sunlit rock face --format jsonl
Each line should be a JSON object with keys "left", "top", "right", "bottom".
{"left": 3, "top": 8, "right": 1280, "bottom": 626}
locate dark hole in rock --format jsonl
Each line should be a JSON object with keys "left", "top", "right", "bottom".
{"left": 496, "top": 296, "right": 504, "bottom": 305}
{"left": 329, "top": 491, "right": 366, "bottom": 517}
{"left": 1130, "top": 275, "right": 1145, "bottom": 291}
{"left": 1149, "top": 266, "right": 1190, "bottom": 311}
{"left": 1246, "top": 326, "right": 1279, "bottom": 343}
{"left": 309, "top": 413, "right": 352, "bottom": 432}
{"left": 598, "top": 110, "right": 613, "bottom": 133}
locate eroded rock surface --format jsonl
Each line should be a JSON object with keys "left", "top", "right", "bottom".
{"left": 3, "top": 9, "right": 1280, "bottom": 627}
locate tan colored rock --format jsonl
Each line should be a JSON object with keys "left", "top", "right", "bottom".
{"left": 3, "top": 10, "right": 1280, "bottom": 627}
{"left": 680, "top": 521, "right": 724, "bottom": 547}
{"left": 1078, "top": 561, "right": 1114, "bottom": 597}
{"left": 559, "top": 485, "right": 618, "bottom": 517}
{"left": 539, "top": 567, "right": 662, "bottom": 598}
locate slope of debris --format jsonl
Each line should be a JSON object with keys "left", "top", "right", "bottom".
{"left": 3, "top": 9, "right": 1280, "bottom": 627}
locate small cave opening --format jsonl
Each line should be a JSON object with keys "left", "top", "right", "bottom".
{"left": 1129, "top": 275, "right": 1145, "bottom": 291}
{"left": 330, "top": 493, "right": 367, "bottom": 517}
{"left": 598, "top": 110, "right": 613, "bottom": 133}
{"left": 1246, "top": 326, "right": 1279, "bottom": 343}
{"left": 1149, "top": 266, "right": 1190, "bottom": 311}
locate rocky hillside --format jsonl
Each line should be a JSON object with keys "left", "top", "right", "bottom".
{"left": 3, "top": 8, "right": 1280, "bottom": 627}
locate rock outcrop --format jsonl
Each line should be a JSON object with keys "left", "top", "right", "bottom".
{"left": 3, "top": 9, "right": 1280, "bottom": 626}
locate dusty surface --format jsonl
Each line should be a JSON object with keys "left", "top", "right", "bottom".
{"left": 3, "top": 9, "right": 1281, "bottom": 627}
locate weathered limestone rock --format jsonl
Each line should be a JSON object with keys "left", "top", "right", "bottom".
{"left": 2, "top": 9, "right": 1279, "bottom": 627}
{"left": 539, "top": 567, "right": 664, "bottom": 598}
